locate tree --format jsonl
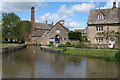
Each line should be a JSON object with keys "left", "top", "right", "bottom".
{"left": 14, "top": 21, "right": 32, "bottom": 42}
{"left": 2, "top": 12, "right": 20, "bottom": 41}
{"left": 68, "top": 31, "right": 82, "bottom": 42}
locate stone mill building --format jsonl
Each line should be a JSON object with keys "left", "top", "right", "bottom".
{"left": 26, "top": 7, "right": 69, "bottom": 46}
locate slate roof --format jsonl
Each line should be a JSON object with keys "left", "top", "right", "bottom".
{"left": 35, "top": 23, "right": 53, "bottom": 30}
{"left": 32, "top": 30, "right": 46, "bottom": 37}
{"left": 88, "top": 8, "right": 120, "bottom": 25}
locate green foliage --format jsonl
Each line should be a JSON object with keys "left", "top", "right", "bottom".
{"left": 2, "top": 12, "right": 20, "bottom": 41}
{"left": 14, "top": 21, "right": 32, "bottom": 41}
{"left": 65, "top": 42, "right": 74, "bottom": 47}
{"left": 58, "top": 44, "right": 66, "bottom": 47}
{"left": 49, "top": 41, "right": 54, "bottom": 47}
{"left": 115, "top": 51, "right": 120, "bottom": 61}
{"left": 68, "top": 31, "right": 82, "bottom": 42}
{"left": 116, "top": 40, "right": 120, "bottom": 44}
{"left": 2, "top": 12, "right": 32, "bottom": 43}
{"left": 61, "top": 48, "right": 117, "bottom": 61}
{"left": 75, "top": 43, "right": 87, "bottom": 48}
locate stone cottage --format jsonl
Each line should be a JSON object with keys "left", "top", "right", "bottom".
{"left": 27, "top": 7, "right": 69, "bottom": 46}
{"left": 87, "top": 2, "right": 120, "bottom": 48}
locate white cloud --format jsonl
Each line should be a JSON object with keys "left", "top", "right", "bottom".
{"left": 40, "top": 13, "right": 60, "bottom": 23}
{"left": 71, "top": 3, "right": 96, "bottom": 13}
{"left": 57, "top": 5, "right": 74, "bottom": 17}
{"left": 100, "top": 0, "right": 120, "bottom": 9}
{"left": 39, "top": 3, "right": 95, "bottom": 30}
{"left": 0, "top": 2, "right": 47, "bottom": 12}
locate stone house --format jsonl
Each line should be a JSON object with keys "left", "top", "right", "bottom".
{"left": 87, "top": 2, "right": 120, "bottom": 48}
{"left": 27, "top": 7, "right": 69, "bottom": 46}
{"left": 74, "top": 29, "right": 87, "bottom": 36}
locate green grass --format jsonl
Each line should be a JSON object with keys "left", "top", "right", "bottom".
{"left": 1, "top": 43, "right": 25, "bottom": 47}
{"left": 54, "top": 47, "right": 119, "bottom": 61}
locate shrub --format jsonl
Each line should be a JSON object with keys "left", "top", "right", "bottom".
{"left": 115, "top": 51, "right": 120, "bottom": 61}
{"left": 66, "top": 42, "right": 74, "bottom": 47}
{"left": 58, "top": 44, "right": 66, "bottom": 47}
{"left": 66, "top": 42, "right": 71, "bottom": 45}
{"left": 49, "top": 41, "right": 54, "bottom": 47}
{"left": 75, "top": 43, "right": 87, "bottom": 48}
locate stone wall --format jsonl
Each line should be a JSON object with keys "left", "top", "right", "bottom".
{"left": 67, "top": 40, "right": 80, "bottom": 45}
{"left": 114, "top": 43, "right": 120, "bottom": 48}
{"left": 2, "top": 44, "right": 27, "bottom": 54}
{"left": 87, "top": 25, "right": 120, "bottom": 44}
{"left": 84, "top": 43, "right": 108, "bottom": 48}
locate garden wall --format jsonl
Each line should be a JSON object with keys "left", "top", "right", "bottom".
{"left": 2, "top": 44, "right": 27, "bottom": 54}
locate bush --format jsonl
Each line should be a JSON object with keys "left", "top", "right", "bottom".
{"left": 66, "top": 42, "right": 74, "bottom": 47}
{"left": 58, "top": 44, "right": 66, "bottom": 47}
{"left": 115, "top": 51, "right": 120, "bottom": 61}
{"left": 49, "top": 41, "right": 54, "bottom": 47}
{"left": 75, "top": 43, "right": 87, "bottom": 48}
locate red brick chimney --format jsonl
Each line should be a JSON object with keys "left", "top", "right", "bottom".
{"left": 31, "top": 7, "right": 35, "bottom": 32}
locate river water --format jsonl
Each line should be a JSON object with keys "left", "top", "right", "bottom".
{"left": 2, "top": 46, "right": 119, "bottom": 78}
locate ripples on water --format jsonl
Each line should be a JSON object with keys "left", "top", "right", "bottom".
{"left": 2, "top": 46, "right": 119, "bottom": 78}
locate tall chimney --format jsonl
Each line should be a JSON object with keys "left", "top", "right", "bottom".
{"left": 31, "top": 7, "right": 35, "bottom": 32}
{"left": 113, "top": 2, "right": 116, "bottom": 8}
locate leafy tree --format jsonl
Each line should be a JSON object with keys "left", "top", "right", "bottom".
{"left": 2, "top": 12, "right": 20, "bottom": 41}
{"left": 14, "top": 21, "right": 32, "bottom": 42}
{"left": 68, "top": 31, "right": 82, "bottom": 42}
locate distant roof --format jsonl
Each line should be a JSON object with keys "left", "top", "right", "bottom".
{"left": 35, "top": 23, "right": 53, "bottom": 30}
{"left": 74, "top": 29, "right": 87, "bottom": 33}
{"left": 32, "top": 30, "right": 46, "bottom": 37}
{"left": 88, "top": 8, "right": 120, "bottom": 25}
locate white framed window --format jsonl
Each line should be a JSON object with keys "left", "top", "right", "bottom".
{"left": 97, "top": 14, "right": 104, "bottom": 20}
{"left": 96, "top": 38, "right": 103, "bottom": 43}
{"left": 96, "top": 26, "right": 103, "bottom": 31}
{"left": 56, "top": 29, "right": 60, "bottom": 33}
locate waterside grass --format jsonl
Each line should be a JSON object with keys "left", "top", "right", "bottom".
{"left": 55, "top": 47, "right": 119, "bottom": 61}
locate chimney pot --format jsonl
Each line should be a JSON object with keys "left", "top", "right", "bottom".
{"left": 52, "top": 22, "right": 53, "bottom": 25}
{"left": 46, "top": 21, "right": 47, "bottom": 24}
{"left": 113, "top": 2, "right": 116, "bottom": 8}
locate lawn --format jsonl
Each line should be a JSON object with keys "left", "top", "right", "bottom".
{"left": 1, "top": 43, "right": 25, "bottom": 47}
{"left": 54, "top": 47, "right": 119, "bottom": 61}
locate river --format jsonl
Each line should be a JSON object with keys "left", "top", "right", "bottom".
{"left": 2, "top": 45, "right": 119, "bottom": 78}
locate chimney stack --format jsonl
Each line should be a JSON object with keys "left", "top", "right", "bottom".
{"left": 46, "top": 21, "right": 47, "bottom": 24}
{"left": 59, "top": 20, "right": 65, "bottom": 26}
{"left": 113, "top": 2, "right": 116, "bottom": 8}
{"left": 31, "top": 7, "right": 35, "bottom": 32}
{"left": 52, "top": 22, "right": 53, "bottom": 25}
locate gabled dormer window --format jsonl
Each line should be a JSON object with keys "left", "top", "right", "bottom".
{"left": 97, "top": 14, "right": 105, "bottom": 20}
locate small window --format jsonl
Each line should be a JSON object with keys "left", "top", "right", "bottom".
{"left": 97, "top": 14, "right": 104, "bottom": 20}
{"left": 96, "top": 38, "right": 103, "bottom": 43}
{"left": 96, "top": 26, "right": 104, "bottom": 31}
{"left": 56, "top": 29, "right": 60, "bottom": 33}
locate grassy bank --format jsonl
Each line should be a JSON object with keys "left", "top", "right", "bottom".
{"left": 1, "top": 43, "right": 25, "bottom": 47}
{"left": 56, "top": 47, "right": 119, "bottom": 61}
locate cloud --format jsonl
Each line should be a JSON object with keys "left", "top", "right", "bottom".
{"left": 71, "top": 3, "right": 96, "bottom": 13}
{"left": 0, "top": 2, "right": 47, "bottom": 12}
{"left": 57, "top": 5, "right": 74, "bottom": 17}
{"left": 40, "top": 13, "right": 60, "bottom": 23}
{"left": 100, "top": 0, "right": 120, "bottom": 9}
{"left": 39, "top": 3, "right": 95, "bottom": 30}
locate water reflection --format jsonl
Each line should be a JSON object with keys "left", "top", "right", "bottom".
{"left": 2, "top": 46, "right": 119, "bottom": 78}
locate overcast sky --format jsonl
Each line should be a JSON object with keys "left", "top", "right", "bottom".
{"left": 0, "top": 0, "right": 120, "bottom": 30}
